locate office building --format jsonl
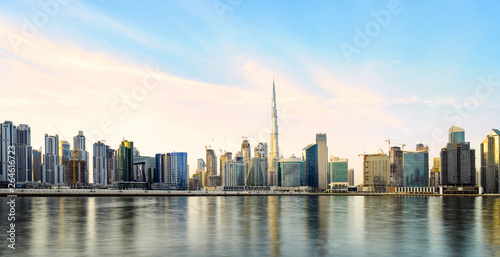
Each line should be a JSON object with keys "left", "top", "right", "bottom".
{"left": 316, "top": 133, "right": 328, "bottom": 190}
{"left": 165, "top": 152, "right": 188, "bottom": 189}
{"left": 481, "top": 129, "right": 500, "bottom": 193}
{"left": 328, "top": 157, "right": 348, "bottom": 184}
{"left": 16, "top": 124, "right": 32, "bottom": 182}
{"left": 440, "top": 126, "right": 476, "bottom": 187}
{"left": 278, "top": 155, "right": 304, "bottom": 187}
{"left": 222, "top": 159, "right": 245, "bottom": 186}
{"left": 303, "top": 144, "right": 318, "bottom": 188}
{"left": 106, "top": 146, "right": 116, "bottom": 183}
{"left": 206, "top": 148, "right": 219, "bottom": 186}
{"left": 220, "top": 151, "right": 232, "bottom": 176}
{"left": 241, "top": 139, "right": 251, "bottom": 161}
{"left": 197, "top": 158, "right": 206, "bottom": 171}
{"left": 59, "top": 140, "right": 71, "bottom": 164}
{"left": 63, "top": 160, "right": 87, "bottom": 185}
{"left": 73, "top": 131, "right": 89, "bottom": 183}
{"left": 116, "top": 140, "right": 134, "bottom": 182}
{"left": 244, "top": 157, "right": 267, "bottom": 186}
{"left": 403, "top": 144, "right": 429, "bottom": 187}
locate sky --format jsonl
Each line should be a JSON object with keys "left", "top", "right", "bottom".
{"left": 1, "top": 0, "right": 500, "bottom": 184}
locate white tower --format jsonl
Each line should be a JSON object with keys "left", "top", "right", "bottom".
{"left": 269, "top": 79, "right": 279, "bottom": 186}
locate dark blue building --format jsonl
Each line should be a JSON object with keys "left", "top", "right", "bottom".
{"left": 302, "top": 144, "right": 318, "bottom": 188}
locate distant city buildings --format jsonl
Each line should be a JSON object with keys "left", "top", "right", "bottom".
{"left": 316, "top": 133, "right": 328, "bottom": 190}
{"left": 93, "top": 141, "right": 108, "bottom": 185}
{"left": 303, "top": 143, "right": 318, "bottom": 188}
{"left": 429, "top": 158, "right": 440, "bottom": 188}
{"left": 389, "top": 146, "right": 403, "bottom": 187}
{"left": 116, "top": 140, "right": 134, "bottom": 182}
{"left": 42, "top": 134, "right": 63, "bottom": 184}
{"left": 16, "top": 124, "right": 32, "bottom": 182}
{"left": 348, "top": 168, "right": 355, "bottom": 186}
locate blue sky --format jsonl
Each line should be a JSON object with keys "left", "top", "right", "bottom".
{"left": 1, "top": 0, "right": 500, "bottom": 183}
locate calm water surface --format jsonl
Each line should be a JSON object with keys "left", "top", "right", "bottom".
{"left": 1, "top": 196, "right": 499, "bottom": 256}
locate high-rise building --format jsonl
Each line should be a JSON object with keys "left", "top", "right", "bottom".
{"left": 244, "top": 157, "right": 267, "bottom": 186}
{"left": 16, "top": 124, "right": 32, "bottom": 182}
{"left": 32, "top": 148, "right": 42, "bottom": 182}
{"left": 303, "top": 144, "right": 319, "bottom": 188}
{"left": 363, "top": 151, "right": 390, "bottom": 187}
{"left": 93, "top": 141, "right": 108, "bottom": 185}
{"left": 348, "top": 168, "right": 355, "bottom": 186}
{"left": 106, "top": 146, "right": 116, "bottom": 183}
{"left": 278, "top": 155, "right": 304, "bottom": 187}
{"left": 440, "top": 126, "right": 476, "bottom": 187}
{"left": 403, "top": 144, "right": 429, "bottom": 187}
{"left": 269, "top": 79, "right": 280, "bottom": 187}
{"left": 73, "top": 131, "right": 89, "bottom": 183}
{"left": 63, "top": 160, "right": 87, "bottom": 185}
{"left": 328, "top": 157, "right": 348, "bottom": 184}
{"left": 165, "top": 152, "right": 188, "bottom": 189}
{"left": 42, "top": 134, "right": 63, "bottom": 184}
{"left": 1, "top": 121, "right": 17, "bottom": 183}
{"left": 206, "top": 148, "right": 219, "bottom": 186}
{"left": 316, "top": 133, "right": 328, "bottom": 190}
{"left": 155, "top": 153, "right": 165, "bottom": 183}
{"left": 430, "top": 158, "right": 440, "bottom": 187}
{"left": 389, "top": 146, "right": 403, "bottom": 187}
{"left": 480, "top": 129, "right": 500, "bottom": 193}
{"left": 197, "top": 158, "right": 206, "bottom": 171}
{"left": 222, "top": 159, "right": 244, "bottom": 187}
{"left": 116, "top": 140, "right": 134, "bottom": 182}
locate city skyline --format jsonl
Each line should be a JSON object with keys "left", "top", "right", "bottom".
{"left": 1, "top": 1, "right": 500, "bottom": 185}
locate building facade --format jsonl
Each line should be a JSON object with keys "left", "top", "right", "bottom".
{"left": 222, "top": 159, "right": 245, "bottom": 186}
{"left": 278, "top": 156, "right": 304, "bottom": 187}
{"left": 303, "top": 144, "right": 318, "bottom": 188}
{"left": 389, "top": 146, "right": 404, "bottom": 187}
{"left": 480, "top": 129, "right": 500, "bottom": 193}
{"left": 116, "top": 140, "right": 134, "bottom": 182}
{"left": 165, "top": 152, "right": 188, "bottom": 189}
{"left": 93, "top": 141, "right": 108, "bottom": 185}
{"left": 363, "top": 152, "right": 390, "bottom": 187}
{"left": 316, "top": 133, "right": 328, "bottom": 190}
{"left": 403, "top": 149, "right": 429, "bottom": 187}
{"left": 269, "top": 79, "right": 280, "bottom": 187}
{"left": 440, "top": 126, "right": 476, "bottom": 187}
{"left": 328, "top": 157, "right": 348, "bottom": 184}
{"left": 16, "top": 124, "right": 32, "bottom": 182}
{"left": 42, "top": 134, "right": 63, "bottom": 184}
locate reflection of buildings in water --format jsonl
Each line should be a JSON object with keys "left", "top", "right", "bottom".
{"left": 482, "top": 197, "right": 500, "bottom": 255}
{"left": 87, "top": 197, "right": 96, "bottom": 254}
{"left": 118, "top": 198, "right": 136, "bottom": 253}
{"left": 441, "top": 197, "right": 476, "bottom": 256}
{"left": 303, "top": 196, "right": 330, "bottom": 255}
{"left": 268, "top": 196, "right": 280, "bottom": 257}
{"left": 57, "top": 198, "right": 67, "bottom": 249}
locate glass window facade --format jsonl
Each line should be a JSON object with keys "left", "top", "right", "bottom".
{"left": 303, "top": 144, "right": 318, "bottom": 188}
{"left": 166, "top": 152, "right": 188, "bottom": 189}
{"left": 403, "top": 152, "right": 429, "bottom": 187}
{"left": 278, "top": 159, "right": 305, "bottom": 187}
{"left": 329, "top": 161, "right": 348, "bottom": 184}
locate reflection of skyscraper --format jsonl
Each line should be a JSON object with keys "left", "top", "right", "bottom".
{"left": 316, "top": 134, "right": 328, "bottom": 190}
{"left": 440, "top": 126, "right": 476, "bottom": 187}
{"left": 269, "top": 80, "right": 279, "bottom": 186}
{"left": 481, "top": 129, "right": 500, "bottom": 193}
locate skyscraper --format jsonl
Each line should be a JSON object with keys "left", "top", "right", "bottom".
{"left": 42, "top": 134, "right": 63, "bottom": 184}
{"left": 269, "top": 79, "right": 280, "bottom": 186}
{"left": 197, "top": 158, "right": 206, "bottom": 171}
{"left": 440, "top": 126, "right": 476, "bottom": 187}
{"left": 59, "top": 140, "right": 71, "bottom": 164}
{"left": 73, "top": 131, "right": 89, "bottom": 183}
{"left": 165, "top": 152, "right": 188, "bottom": 189}
{"left": 348, "top": 168, "right": 355, "bottom": 186}
{"left": 222, "top": 159, "right": 244, "bottom": 187}
{"left": 206, "top": 148, "right": 219, "bottom": 186}
{"left": 430, "top": 158, "right": 441, "bottom": 188}
{"left": 480, "top": 129, "right": 500, "bottom": 193}
{"left": 241, "top": 139, "right": 251, "bottom": 161}
{"left": 1, "top": 121, "right": 16, "bottom": 183}
{"left": 106, "top": 146, "right": 116, "bottom": 183}
{"left": 303, "top": 143, "right": 319, "bottom": 189}
{"left": 16, "top": 124, "right": 32, "bottom": 182}
{"left": 116, "top": 140, "right": 134, "bottom": 182}
{"left": 32, "top": 148, "right": 42, "bottom": 182}
{"left": 93, "top": 141, "right": 108, "bottom": 185}
{"left": 316, "top": 133, "right": 328, "bottom": 190}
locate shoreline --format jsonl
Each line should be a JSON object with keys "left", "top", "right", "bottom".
{"left": 1, "top": 189, "right": 499, "bottom": 197}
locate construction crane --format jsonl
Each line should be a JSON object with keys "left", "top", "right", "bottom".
{"left": 53, "top": 125, "right": 79, "bottom": 184}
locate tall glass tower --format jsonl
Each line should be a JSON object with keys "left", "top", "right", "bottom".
{"left": 269, "top": 79, "right": 279, "bottom": 186}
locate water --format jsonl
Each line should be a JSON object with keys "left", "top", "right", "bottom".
{"left": 1, "top": 196, "right": 499, "bottom": 257}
